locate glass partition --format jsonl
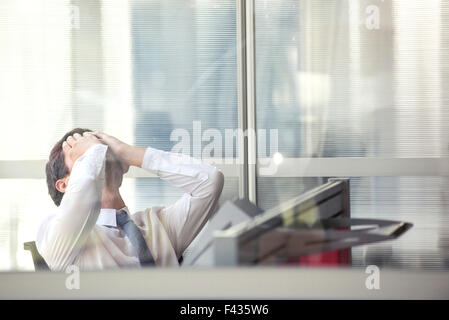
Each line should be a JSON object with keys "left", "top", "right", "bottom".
{"left": 1, "top": 0, "right": 449, "bottom": 273}
{"left": 0, "top": 0, "right": 239, "bottom": 271}
{"left": 254, "top": 0, "right": 449, "bottom": 270}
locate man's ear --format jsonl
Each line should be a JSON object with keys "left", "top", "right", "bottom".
{"left": 55, "top": 177, "right": 68, "bottom": 194}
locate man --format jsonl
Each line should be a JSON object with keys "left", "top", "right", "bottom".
{"left": 37, "top": 128, "right": 224, "bottom": 271}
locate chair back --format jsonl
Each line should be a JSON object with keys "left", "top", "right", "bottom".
{"left": 24, "top": 241, "right": 50, "bottom": 271}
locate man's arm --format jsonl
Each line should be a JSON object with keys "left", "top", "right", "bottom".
{"left": 142, "top": 147, "right": 224, "bottom": 257}
{"left": 37, "top": 135, "right": 107, "bottom": 271}
{"left": 94, "top": 132, "right": 224, "bottom": 258}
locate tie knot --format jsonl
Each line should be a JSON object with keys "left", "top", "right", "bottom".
{"left": 116, "top": 210, "right": 131, "bottom": 228}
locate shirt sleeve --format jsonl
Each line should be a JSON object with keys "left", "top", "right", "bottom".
{"left": 141, "top": 147, "right": 224, "bottom": 258}
{"left": 37, "top": 143, "right": 108, "bottom": 271}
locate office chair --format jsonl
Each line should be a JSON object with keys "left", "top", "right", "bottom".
{"left": 24, "top": 241, "right": 50, "bottom": 271}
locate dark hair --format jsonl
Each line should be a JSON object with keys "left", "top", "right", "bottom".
{"left": 46, "top": 128, "right": 93, "bottom": 206}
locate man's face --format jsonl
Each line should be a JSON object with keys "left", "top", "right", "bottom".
{"left": 57, "top": 144, "right": 124, "bottom": 194}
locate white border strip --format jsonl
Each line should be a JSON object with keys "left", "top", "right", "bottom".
{"left": 0, "top": 268, "right": 448, "bottom": 299}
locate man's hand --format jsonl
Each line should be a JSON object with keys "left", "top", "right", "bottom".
{"left": 63, "top": 132, "right": 101, "bottom": 169}
{"left": 92, "top": 132, "right": 145, "bottom": 170}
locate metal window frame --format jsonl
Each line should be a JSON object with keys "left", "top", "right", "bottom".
{"left": 2, "top": 158, "right": 449, "bottom": 179}
{"left": 236, "top": 0, "right": 257, "bottom": 203}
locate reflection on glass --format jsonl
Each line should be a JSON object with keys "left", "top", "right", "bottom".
{"left": 255, "top": 0, "right": 448, "bottom": 158}
{"left": 255, "top": 0, "right": 449, "bottom": 270}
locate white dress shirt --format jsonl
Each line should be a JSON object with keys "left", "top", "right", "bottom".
{"left": 36, "top": 144, "right": 224, "bottom": 271}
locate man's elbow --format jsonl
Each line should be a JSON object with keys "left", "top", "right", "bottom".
{"left": 209, "top": 168, "right": 225, "bottom": 199}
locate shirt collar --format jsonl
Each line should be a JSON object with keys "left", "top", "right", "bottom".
{"left": 96, "top": 207, "right": 130, "bottom": 227}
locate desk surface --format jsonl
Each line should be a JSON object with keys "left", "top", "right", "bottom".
{"left": 1, "top": 267, "right": 448, "bottom": 299}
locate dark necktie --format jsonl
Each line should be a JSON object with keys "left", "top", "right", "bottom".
{"left": 116, "top": 209, "right": 155, "bottom": 266}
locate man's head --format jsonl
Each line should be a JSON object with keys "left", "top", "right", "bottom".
{"left": 46, "top": 128, "right": 92, "bottom": 206}
{"left": 46, "top": 128, "right": 124, "bottom": 206}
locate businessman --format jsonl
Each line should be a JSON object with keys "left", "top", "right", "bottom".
{"left": 37, "top": 128, "right": 224, "bottom": 271}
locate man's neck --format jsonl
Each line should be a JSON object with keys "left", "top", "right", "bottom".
{"left": 101, "top": 188, "right": 126, "bottom": 210}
